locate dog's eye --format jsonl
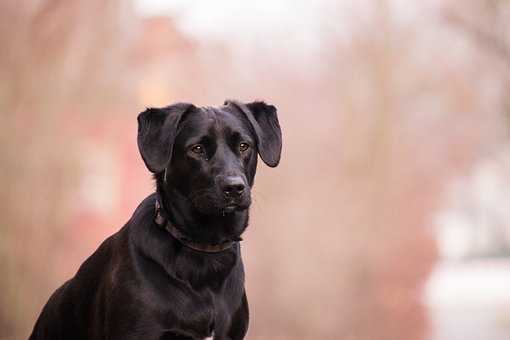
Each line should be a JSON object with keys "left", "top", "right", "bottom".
{"left": 190, "top": 145, "right": 205, "bottom": 154}
{"left": 239, "top": 142, "right": 250, "bottom": 152}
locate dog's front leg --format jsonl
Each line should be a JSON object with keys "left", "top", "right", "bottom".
{"left": 225, "top": 292, "right": 249, "bottom": 340}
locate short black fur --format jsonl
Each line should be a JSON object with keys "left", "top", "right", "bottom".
{"left": 29, "top": 100, "right": 282, "bottom": 340}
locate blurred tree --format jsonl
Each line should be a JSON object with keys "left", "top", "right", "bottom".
{"left": 443, "top": 0, "right": 510, "bottom": 131}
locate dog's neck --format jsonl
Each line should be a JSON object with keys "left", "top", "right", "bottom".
{"left": 130, "top": 193, "right": 243, "bottom": 291}
{"left": 154, "top": 199, "right": 239, "bottom": 253}
{"left": 155, "top": 175, "right": 249, "bottom": 247}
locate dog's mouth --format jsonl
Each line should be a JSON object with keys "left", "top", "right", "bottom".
{"left": 220, "top": 196, "right": 251, "bottom": 214}
{"left": 190, "top": 191, "right": 251, "bottom": 215}
{"left": 222, "top": 202, "right": 248, "bottom": 214}
{"left": 221, "top": 205, "right": 237, "bottom": 215}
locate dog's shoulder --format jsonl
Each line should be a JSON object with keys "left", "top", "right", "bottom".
{"left": 69, "top": 195, "right": 159, "bottom": 292}
{"left": 78, "top": 193, "right": 158, "bottom": 282}
{"left": 129, "top": 193, "right": 158, "bottom": 226}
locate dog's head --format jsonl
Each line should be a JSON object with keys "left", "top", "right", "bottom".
{"left": 137, "top": 100, "right": 282, "bottom": 216}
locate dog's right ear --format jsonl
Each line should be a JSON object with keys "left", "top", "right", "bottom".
{"left": 137, "top": 103, "right": 195, "bottom": 173}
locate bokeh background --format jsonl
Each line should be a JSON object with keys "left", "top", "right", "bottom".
{"left": 2, "top": 0, "right": 510, "bottom": 339}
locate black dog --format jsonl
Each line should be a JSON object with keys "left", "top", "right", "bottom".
{"left": 29, "top": 100, "right": 282, "bottom": 340}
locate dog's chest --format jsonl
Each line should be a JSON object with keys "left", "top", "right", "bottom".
{"left": 130, "top": 257, "right": 244, "bottom": 339}
{"left": 173, "top": 251, "right": 245, "bottom": 333}
{"left": 174, "top": 249, "right": 240, "bottom": 290}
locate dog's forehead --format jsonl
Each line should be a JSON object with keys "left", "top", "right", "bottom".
{"left": 182, "top": 106, "right": 250, "bottom": 136}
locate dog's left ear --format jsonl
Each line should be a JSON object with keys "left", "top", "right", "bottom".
{"left": 225, "top": 100, "right": 282, "bottom": 167}
{"left": 137, "top": 103, "right": 195, "bottom": 173}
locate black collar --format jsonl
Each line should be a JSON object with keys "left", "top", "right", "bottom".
{"left": 154, "top": 199, "right": 238, "bottom": 253}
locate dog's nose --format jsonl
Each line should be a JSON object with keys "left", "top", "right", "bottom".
{"left": 221, "top": 177, "right": 245, "bottom": 198}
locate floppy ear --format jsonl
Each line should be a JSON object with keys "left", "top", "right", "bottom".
{"left": 225, "top": 100, "right": 282, "bottom": 167}
{"left": 137, "top": 103, "right": 195, "bottom": 173}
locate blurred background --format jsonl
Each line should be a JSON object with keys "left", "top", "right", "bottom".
{"left": 2, "top": 0, "right": 510, "bottom": 339}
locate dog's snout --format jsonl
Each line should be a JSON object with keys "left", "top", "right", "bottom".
{"left": 221, "top": 177, "right": 245, "bottom": 198}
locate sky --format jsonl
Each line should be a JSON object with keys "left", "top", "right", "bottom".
{"left": 133, "top": 0, "right": 431, "bottom": 55}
